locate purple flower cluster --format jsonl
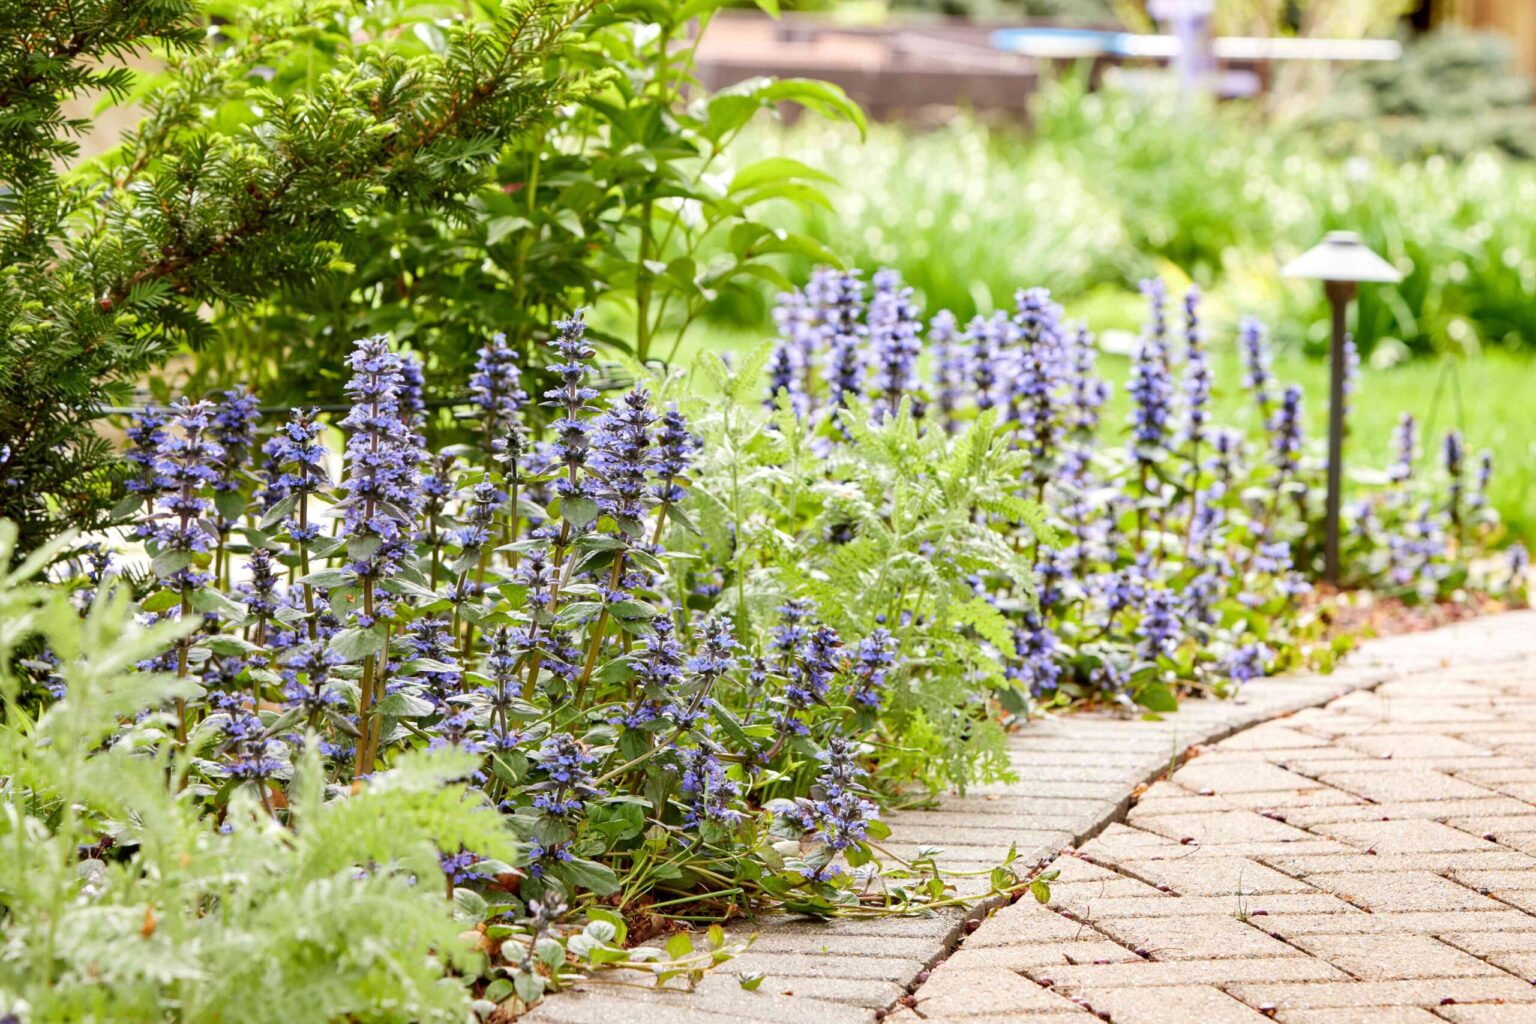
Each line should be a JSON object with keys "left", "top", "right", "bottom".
{"left": 338, "top": 336, "right": 423, "bottom": 576}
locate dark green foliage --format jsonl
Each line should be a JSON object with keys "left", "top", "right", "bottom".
{"left": 1311, "top": 30, "right": 1536, "bottom": 161}
{"left": 0, "top": 0, "right": 587, "bottom": 552}
{"left": 201, "top": 0, "right": 861, "bottom": 406}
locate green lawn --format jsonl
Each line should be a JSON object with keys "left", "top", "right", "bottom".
{"left": 672, "top": 321, "right": 1535, "bottom": 543}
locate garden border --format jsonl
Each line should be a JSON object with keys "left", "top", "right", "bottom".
{"left": 523, "top": 611, "right": 1536, "bottom": 1024}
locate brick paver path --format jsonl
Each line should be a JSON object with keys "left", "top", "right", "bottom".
{"left": 892, "top": 634, "right": 1536, "bottom": 1024}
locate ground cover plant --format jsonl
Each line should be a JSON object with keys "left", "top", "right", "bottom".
{"left": 722, "top": 268, "right": 1525, "bottom": 733}
{"left": 7, "top": 270, "right": 1523, "bottom": 1020}
{"left": 4, "top": 318, "right": 1035, "bottom": 1022}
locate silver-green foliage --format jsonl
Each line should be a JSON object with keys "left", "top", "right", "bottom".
{"left": 0, "top": 523, "right": 520, "bottom": 1023}
{"left": 685, "top": 349, "right": 1049, "bottom": 793}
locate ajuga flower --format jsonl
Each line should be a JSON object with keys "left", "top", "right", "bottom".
{"left": 338, "top": 336, "right": 422, "bottom": 576}
{"left": 146, "top": 398, "right": 224, "bottom": 589}
{"left": 847, "top": 628, "right": 897, "bottom": 709}
{"left": 483, "top": 626, "right": 524, "bottom": 748}
{"left": 399, "top": 351, "right": 426, "bottom": 428}
{"left": 1470, "top": 450, "right": 1493, "bottom": 512}
{"left": 450, "top": 480, "right": 501, "bottom": 553}
{"left": 868, "top": 268, "right": 923, "bottom": 416}
{"left": 543, "top": 313, "right": 598, "bottom": 496}
{"left": 766, "top": 337, "right": 804, "bottom": 415}
{"left": 616, "top": 617, "right": 686, "bottom": 728}
{"left": 1239, "top": 316, "right": 1272, "bottom": 416}
{"left": 212, "top": 387, "right": 260, "bottom": 493}
{"left": 590, "top": 387, "right": 657, "bottom": 524}
{"left": 470, "top": 332, "right": 527, "bottom": 440}
{"left": 678, "top": 745, "right": 743, "bottom": 829}
{"left": 928, "top": 310, "right": 969, "bottom": 431}
{"left": 1063, "top": 323, "right": 1109, "bottom": 478}
{"left": 1127, "top": 313, "right": 1174, "bottom": 460}
{"left": 1389, "top": 413, "right": 1416, "bottom": 485}
{"left": 439, "top": 847, "right": 488, "bottom": 888}
{"left": 1136, "top": 588, "right": 1181, "bottom": 661}
{"left": 528, "top": 733, "right": 603, "bottom": 819}
{"left": 1269, "top": 386, "right": 1304, "bottom": 477}
{"left": 1443, "top": 430, "right": 1465, "bottom": 524}
{"left": 1012, "top": 288, "right": 1068, "bottom": 484}
{"left": 652, "top": 404, "right": 697, "bottom": 507}
{"left": 261, "top": 408, "right": 329, "bottom": 525}
{"left": 246, "top": 546, "right": 279, "bottom": 623}
{"left": 1179, "top": 287, "right": 1211, "bottom": 450}
{"left": 822, "top": 271, "right": 865, "bottom": 408}
{"left": 687, "top": 615, "right": 741, "bottom": 683}
{"left": 403, "top": 617, "right": 463, "bottom": 704}
{"left": 1224, "top": 642, "right": 1270, "bottom": 684}
{"left": 282, "top": 642, "right": 346, "bottom": 714}
{"left": 125, "top": 406, "right": 170, "bottom": 494}
{"left": 804, "top": 737, "right": 878, "bottom": 852}
{"left": 1508, "top": 543, "right": 1529, "bottom": 589}
{"left": 1008, "top": 612, "right": 1061, "bottom": 698}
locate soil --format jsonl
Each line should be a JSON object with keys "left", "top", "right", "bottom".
{"left": 1307, "top": 585, "right": 1517, "bottom": 641}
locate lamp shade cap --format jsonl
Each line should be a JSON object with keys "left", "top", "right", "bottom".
{"left": 1281, "top": 231, "right": 1403, "bottom": 283}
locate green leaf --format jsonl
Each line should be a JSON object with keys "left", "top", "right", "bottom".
{"left": 762, "top": 78, "right": 866, "bottom": 138}
{"left": 330, "top": 626, "right": 385, "bottom": 662}
{"left": 555, "top": 857, "right": 619, "bottom": 896}
{"left": 150, "top": 548, "right": 193, "bottom": 577}
{"left": 374, "top": 690, "right": 434, "bottom": 717}
{"left": 486, "top": 214, "right": 530, "bottom": 246}
{"left": 739, "top": 972, "right": 766, "bottom": 990}
{"left": 666, "top": 933, "right": 694, "bottom": 960}
{"left": 561, "top": 496, "right": 598, "bottom": 529}
{"left": 729, "top": 157, "right": 835, "bottom": 195}
{"left": 512, "top": 968, "right": 544, "bottom": 1005}
{"left": 258, "top": 493, "right": 300, "bottom": 530}
{"left": 214, "top": 489, "right": 246, "bottom": 522}
{"left": 190, "top": 588, "right": 248, "bottom": 621}
{"left": 298, "top": 567, "right": 355, "bottom": 589}
{"left": 139, "top": 589, "right": 181, "bottom": 613}
{"left": 1136, "top": 682, "right": 1179, "bottom": 714}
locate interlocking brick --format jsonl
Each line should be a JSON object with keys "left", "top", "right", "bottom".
{"left": 1225, "top": 976, "right": 1536, "bottom": 1010}
{"left": 964, "top": 901, "right": 1103, "bottom": 947}
{"left": 1314, "top": 769, "right": 1496, "bottom": 803}
{"left": 1131, "top": 809, "right": 1317, "bottom": 846}
{"left": 1088, "top": 913, "right": 1302, "bottom": 961}
{"left": 1170, "top": 760, "right": 1324, "bottom": 794}
{"left": 1273, "top": 1009, "right": 1444, "bottom": 1024}
{"left": 944, "top": 940, "right": 1142, "bottom": 972}
{"left": 1111, "top": 853, "right": 1316, "bottom": 897}
{"left": 1238, "top": 912, "right": 1536, "bottom": 945}
{"left": 1438, "top": 1006, "right": 1536, "bottom": 1024}
{"left": 1299, "top": 870, "right": 1501, "bottom": 912}
{"left": 1320, "top": 819, "right": 1503, "bottom": 855}
{"left": 1072, "top": 892, "right": 1360, "bottom": 919}
{"left": 1032, "top": 956, "right": 1344, "bottom": 990}
{"left": 913, "top": 965, "right": 1083, "bottom": 1017}
{"left": 1287, "top": 934, "right": 1503, "bottom": 980}
{"left": 1065, "top": 983, "right": 1269, "bottom": 1023}
{"left": 1486, "top": 951, "right": 1536, "bottom": 981}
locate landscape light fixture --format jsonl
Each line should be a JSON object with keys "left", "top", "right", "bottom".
{"left": 1282, "top": 231, "right": 1402, "bottom": 586}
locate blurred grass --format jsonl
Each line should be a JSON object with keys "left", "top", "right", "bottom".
{"left": 720, "top": 78, "right": 1536, "bottom": 363}
{"left": 680, "top": 322, "right": 1535, "bottom": 543}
